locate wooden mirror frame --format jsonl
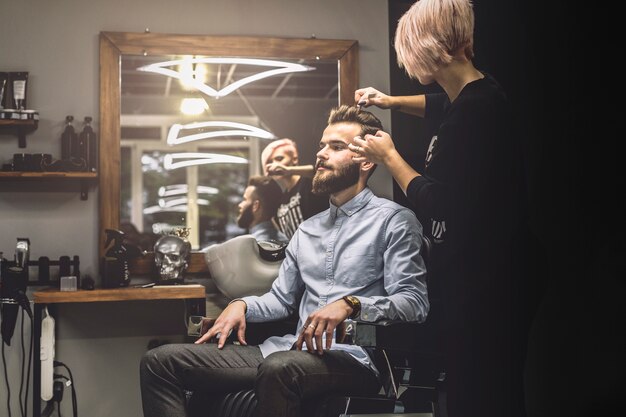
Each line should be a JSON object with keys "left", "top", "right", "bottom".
{"left": 99, "top": 31, "right": 358, "bottom": 274}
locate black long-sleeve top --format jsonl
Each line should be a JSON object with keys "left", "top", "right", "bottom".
{"left": 407, "top": 74, "right": 527, "bottom": 261}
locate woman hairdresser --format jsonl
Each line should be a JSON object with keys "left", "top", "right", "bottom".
{"left": 351, "top": 1, "right": 531, "bottom": 416}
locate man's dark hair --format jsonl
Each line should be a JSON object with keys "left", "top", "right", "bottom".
{"left": 327, "top": 105, "right": 384, "bottom": 137}
{"left": 248, "top": 176, "right": 283, "bottom": 219}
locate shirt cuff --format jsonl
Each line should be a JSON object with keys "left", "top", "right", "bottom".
{"left": 358, "top": 298, "right": 381, "bottom": 322}
{"left": 229, "top": 298, "right": 247, "bottom": 314}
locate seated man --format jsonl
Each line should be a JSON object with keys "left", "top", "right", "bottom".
{"left": 237, "top": 175, "right": 287, "bottom": 242}
{"left": 261, "top": 138, "right": 329, "bottom": 239}
{"left": 140, "top": 105, "right": 429, "bottom": 417}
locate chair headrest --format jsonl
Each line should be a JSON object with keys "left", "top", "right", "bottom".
{"left": 203, "top": 235, "right": 285, "bottom": 299}
{"left": 257, "top": 240, "right": 287, "bottom": 262}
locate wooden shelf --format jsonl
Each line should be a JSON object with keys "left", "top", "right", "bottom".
{"left": 0, "top": 118, "right": 39, "bottom": 147}
{"left": 0, "top": 119, "right": 38, "bottom": 127}
{"left": 0, "top": 171, "right": 97, "bottom": 178}
{"left": 0, "top": 171, "right": 97, "bottom": 199}
{"left": 34, "top": 284, "right": 206, "bottom": 304}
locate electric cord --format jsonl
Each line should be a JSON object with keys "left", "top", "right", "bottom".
{"left": 25, "top": 314, "right": 33, "bottom": 417}
{"left": 53, "top": 361, "right": 77, "bottom": 417}
{"left": 0, "top": 301, "right": 34, "bottom": 417}
{"left": 19, "top": 311, "right": 25, "bottom": 417}
{"left": 19, "top": 309, "right": 33, "bottom": 417}
{"left": 54, "top": 373, "right": 69, "bottom": 382}
{"left": 42, "top": 374, "right": 72, "bottom": 417}
{"left": 1, "top": 339, "right": 12, "bottom": 417}
{"left": 19, "top": 315, "right": 24, "bottom": 417}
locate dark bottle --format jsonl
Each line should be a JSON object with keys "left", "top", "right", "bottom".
{"left": 101, "top": 229, "right": 130, "bottom": 288}
{"left": 76, "top": 120, "right": 88, "bottom": 170}
{"left": 61, "top": 115, "right": 78, "bottom": 160}
{"left": 72, "top": 255, "right": 81, "bottom": 288}
{"left": 79, "top": 116, "right": 97, "bottom": 172}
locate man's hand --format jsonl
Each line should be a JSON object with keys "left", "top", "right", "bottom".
{"left": 195, "top": 300, "right": 247, "bottom": 348}
{"left": 295, "top": 299, "right": 353, "bottom": 355}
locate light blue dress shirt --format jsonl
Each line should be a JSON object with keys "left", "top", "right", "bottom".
{"left": 242, "top": 187, "right": 429, "bottom": 371}
{"left": 249, "top": 220, "right": 288, "bottom": 242}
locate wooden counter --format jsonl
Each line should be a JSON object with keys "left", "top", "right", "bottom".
{"left": 33, "top": 284, "right": 205, "bottom": 304}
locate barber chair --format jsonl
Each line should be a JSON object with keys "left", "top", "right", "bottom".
{"left": 188, "top": 235, "right": 446, "bottom": 417}
{"left": 203, "top": 235, "right": 286, "bottom": 300}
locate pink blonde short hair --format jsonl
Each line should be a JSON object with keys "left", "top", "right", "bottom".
{"left": 260, "top": 138, "right": 299, "bottom": 173}
{"left": 395, "top": 0, "right": 475, "bottom": 79}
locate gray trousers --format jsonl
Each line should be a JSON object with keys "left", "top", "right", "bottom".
{"left": 140, "top": 343, "right": 381, "bottom": 417}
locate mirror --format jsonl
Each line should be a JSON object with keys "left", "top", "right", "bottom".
{"left": 100, "top": 31, "right": 358, "bottom": 273}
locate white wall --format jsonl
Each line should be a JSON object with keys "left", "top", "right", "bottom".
{"left": 0, "top": 1, "right": 391, "bottom": 416}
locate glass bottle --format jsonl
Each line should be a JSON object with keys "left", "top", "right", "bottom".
{"left": 79, "top": 116, "right": 97, "bottom": 172}
{"left": 61, "top": 115, "right": 77, "bottom": 161}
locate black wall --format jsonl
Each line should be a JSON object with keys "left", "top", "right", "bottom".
{"left": 387, "top": 1, "right": 623, "bottom": 415}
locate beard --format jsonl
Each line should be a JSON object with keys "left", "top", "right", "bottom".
{"left": 312, "top": 161, "right": 360, "bottom": 195}
{"left": 237, "top": 204, "right": 254, "bottom": 229}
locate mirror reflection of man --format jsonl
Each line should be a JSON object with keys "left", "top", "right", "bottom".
{"left": 261, "top": 138, "right": 328, "bottom": 240}
{"left": 237, "top": 176, "right": 287, "bottom": 242}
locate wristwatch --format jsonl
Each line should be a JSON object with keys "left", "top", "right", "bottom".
{"left": 342, "top": 295, "right": 361, "bottom": 319}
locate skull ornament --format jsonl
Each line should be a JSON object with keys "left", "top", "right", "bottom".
{"left": 154, "top": 235, "right": 191, "bottom": 284}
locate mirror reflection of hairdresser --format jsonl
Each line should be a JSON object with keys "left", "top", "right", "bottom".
{"left": 140, "top": 105, "right": 429, "bottom": 417}
{"left": 262, "top": 138, "right": 329, "bottom": 239}
{"left": 237, "top": 176, "right": 288, "bottom": 242}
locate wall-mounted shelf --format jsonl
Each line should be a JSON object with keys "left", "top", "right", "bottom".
{"left": 0, "top": 171, "right": 97, "bottom": 200}
{"left": 0, "top": 171, "right": 96, "bottom": 178}
{"left": 0, "top": 119, "right": 39, "bottom": 148}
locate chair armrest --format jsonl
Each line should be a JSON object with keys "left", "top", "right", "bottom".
{"left": 336, "top": 319, "right": 426, "bottom": 349}
{"left": 187, "top": 316, "right": 215, "bottom": 337}
{"left": 187, "top": 315, "right": 298, "bottom": 345}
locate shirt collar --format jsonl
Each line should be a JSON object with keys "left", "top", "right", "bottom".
{"left": 328, "top": 187, "right": 374, "bottom": 221}
{"left": 249, "top": 221, "right": 270, "bottom": 234}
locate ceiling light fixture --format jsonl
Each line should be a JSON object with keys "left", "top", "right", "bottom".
{"left": 180, "top": 97, "right": 209, "bottom": 115}
{"left": 167, "top": 121, "right": 276, "bottom": 145}
{"left": 158, "top": 184, "right": 218, "bottom": 197}
{"left": 164, "top": 152, "right": 248, "bottom": 170}
{"left": 158, "top": 197, "right": 210, "bottom": 208}
{"left": 137, "top": 57, "right": 315, "bottom": 98}
{"left": 143, "top": 205, "right": 188, "bottom": 214}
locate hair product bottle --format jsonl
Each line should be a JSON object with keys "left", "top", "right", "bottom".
{"left": 77, "top": 118, "right": 88, "bottom": 170}
{"left": 61, "top": 115, "right": 77, "bottom": 161}
{"left": 101, "top": 229, "right": 130, "bottom": 288}
{"left": 9, "top": 72, "right": 29, "bottom": 110}
{"left": 0, "top": 73, "right": 7, "bottom": 109}
{"left": 79, "top": 116, "right": 97, "bottom": 172}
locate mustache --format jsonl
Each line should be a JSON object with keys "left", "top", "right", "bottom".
{"left": 315, "top": 160, "right": 332, "bottom": 170}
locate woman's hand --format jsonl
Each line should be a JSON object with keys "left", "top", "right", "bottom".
{"left": 354, "top": 87, "right": 393, "bottom": 109}
{"left": 266, "top": 162, "right": 291, "bottom": 176}
{"left": 349, "top": 130, "right": 397, "bottom": 166}
{"left": 194, "top": 300, "right": 247, "bottom": 348}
